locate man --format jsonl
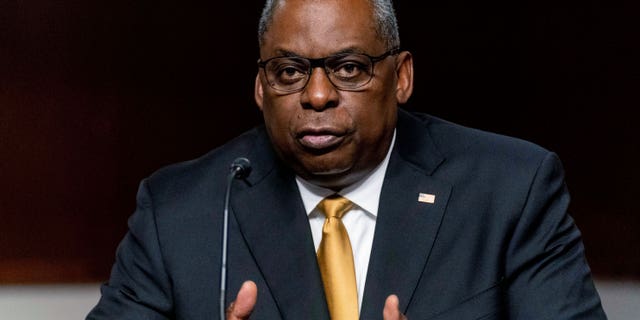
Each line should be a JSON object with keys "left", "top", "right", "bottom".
{"left": 87, "top": 0, "right": 606, "bottom": 319}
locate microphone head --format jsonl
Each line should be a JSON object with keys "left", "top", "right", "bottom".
{"left": 230, "top": 157, "right": 252, "bottom": 179}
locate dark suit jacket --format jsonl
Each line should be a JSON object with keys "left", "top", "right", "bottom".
{"left": 87, "top": 110, "right": 606, "bottom": 319}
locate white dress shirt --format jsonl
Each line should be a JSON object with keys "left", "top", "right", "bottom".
{"left": 295, "top": 131, "right": 395, "bottom": 311}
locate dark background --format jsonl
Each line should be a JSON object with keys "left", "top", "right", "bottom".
{"left": 1, "top": 0, "right": 637, "bottom": 283}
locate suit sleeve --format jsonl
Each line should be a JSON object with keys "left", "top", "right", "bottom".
{"left": 504, "top": 152, "right": 607, "bottom": 319}
{"left": 86, "top": 179, "right": 174, "bottom": 320}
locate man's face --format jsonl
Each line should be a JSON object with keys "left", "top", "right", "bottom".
{"left": 255, "top": 0, "right": 410, "bottom": 190}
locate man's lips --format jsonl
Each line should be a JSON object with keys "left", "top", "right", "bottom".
{"left": 297, "top": 130, "right": 345, "bottom": 150}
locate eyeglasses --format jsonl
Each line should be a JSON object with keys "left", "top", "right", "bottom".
{"left": 257, "top": 47, "right": 400, "bottom": 94}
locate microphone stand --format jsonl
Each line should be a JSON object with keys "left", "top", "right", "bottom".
{"left": 220, "top": 158, "right": 251, "bottom": 320}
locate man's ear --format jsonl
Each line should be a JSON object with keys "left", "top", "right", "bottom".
{"left": 395, "top": 51, "right": 414, "bottom": 104}
{"left": 254, "top": 73, "right": 264, "bottom": 111}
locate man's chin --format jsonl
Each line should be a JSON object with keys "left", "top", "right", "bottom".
{"left": 300, "top": 165, "right": 359, "bottom": 190}
{"left": 309, "top": 167, "right": 349, "bottom": 176}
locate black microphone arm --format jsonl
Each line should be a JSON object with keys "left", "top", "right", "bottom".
{"left": 220, "top": 157, "right": 252, "bottom": 320}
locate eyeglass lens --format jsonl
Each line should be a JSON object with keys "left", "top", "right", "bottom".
{"left": 264, "top": 53, "right": 376, "bottom": 92}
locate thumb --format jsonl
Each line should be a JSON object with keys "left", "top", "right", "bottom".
{"left": 226, "top": 281, "right": 258, "bottom": 319}
{"left": 383, "top": 294, "right": 407, "bottom": 320}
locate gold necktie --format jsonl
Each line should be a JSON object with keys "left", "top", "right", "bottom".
{"left": 317, "top": 194, "right": 359, "bottom": 320}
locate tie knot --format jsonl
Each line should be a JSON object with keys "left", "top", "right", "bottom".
{"left": 319, "top": 194, "right": 353, "bottom": 219}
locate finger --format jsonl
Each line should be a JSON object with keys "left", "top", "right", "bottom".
{"left": 383, "top": 294, "right": 407, "bottom": 320}
{"left": 226, "top": 280, "right": 258, "bottom": 319}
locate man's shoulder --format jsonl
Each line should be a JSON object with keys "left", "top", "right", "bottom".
{"left": 399, "top": 110, "right": 555, "bottom": 177}
{"left": 141, "top": 126, "right": 267, "bottom": 200}
{"left": 405, "top": 110, "right": 552, "bottom": 161}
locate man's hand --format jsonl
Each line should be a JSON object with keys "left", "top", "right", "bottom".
{"left": 225, "top": 282, "right": 405, "bottom": 320}
{"left": 225, "top": 281, "right": 258, "bottom": 320}
{"left": 383, "top": 294, "right": 408, "bottom": 320}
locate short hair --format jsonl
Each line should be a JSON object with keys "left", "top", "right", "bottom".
{"left": 257, "top": 0, "right": 400, "bottom": 50}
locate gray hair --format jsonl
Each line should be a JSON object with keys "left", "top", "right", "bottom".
{"left": 257, "top": 0, "right": 400, "bottom": 50}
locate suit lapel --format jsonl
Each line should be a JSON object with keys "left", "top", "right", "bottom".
{"left": 231, "top": 136, "right": 329, "bottom": 319}
{"left": 360, "top": 110, "right": 452, "bottom": 318}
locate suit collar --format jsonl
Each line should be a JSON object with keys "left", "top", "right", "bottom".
{"left": 394, "top": 109, "right": 446, "bottom": 176}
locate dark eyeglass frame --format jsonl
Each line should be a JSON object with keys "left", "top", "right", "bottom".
{"left": 257, "top": 47, "right": 401, "bottom": 94}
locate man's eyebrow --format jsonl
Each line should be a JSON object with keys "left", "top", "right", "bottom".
{"left": 273, "top": 49, "right": 299, "bottom": 57}
{"left": 332, "top": 47, "right": 364, "bottom": 55}
{"left": 272, "top": 47, "right": 365, "bottom": 58}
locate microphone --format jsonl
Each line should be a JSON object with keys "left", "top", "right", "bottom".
{"left": 220, "top": 157, "right": 252, "bottom": 320}
{"left": 230, "top": 157, "right": 252, "bottom": 179}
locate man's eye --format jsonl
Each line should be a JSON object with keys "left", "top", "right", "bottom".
{"left": 279, "top": 66, "right": 303, "bottom": 77}
{"left": 333, "top": 61, "right": 368, "bottom": 79}
{"left": 272, "top": 63, "right": 308, "bottom": 84}
{"left": 340, "top": 63, "right": 361, "bottom": 74}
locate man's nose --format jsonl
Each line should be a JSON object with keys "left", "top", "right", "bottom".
{"left": 300, "top": 67, "right": 339, "bottom": 111}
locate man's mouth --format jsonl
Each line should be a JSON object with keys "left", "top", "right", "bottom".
{"left": 297, "top": 130, "right": 345, "bottom": 151}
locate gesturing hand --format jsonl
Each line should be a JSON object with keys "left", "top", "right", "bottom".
{"left": 225, "top": 281, "right": 407, "bottom": 320}
{"left": 226, "top": 281, "right": 258, "bottom": 320}
{"left": 383, "top": 294, "right": 408, "bottom": 320}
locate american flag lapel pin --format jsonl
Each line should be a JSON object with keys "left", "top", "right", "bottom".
{"left": 418, "top": 193, "right": 436, "bottom": 204}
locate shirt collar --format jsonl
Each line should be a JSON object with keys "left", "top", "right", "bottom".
{"left": 296, "top": 130, "right": 396, "bottom": 217}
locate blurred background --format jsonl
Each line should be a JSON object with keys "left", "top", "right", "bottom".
{"left": 1, "top": 0, "right": 638, "bottom": 318}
